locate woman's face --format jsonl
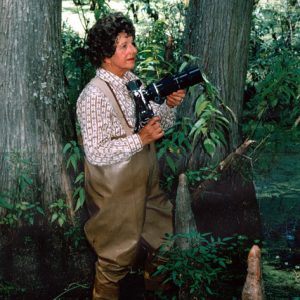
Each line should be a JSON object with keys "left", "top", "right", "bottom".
{"left": 103, "top": 32, "right": 137, "bottom": 77}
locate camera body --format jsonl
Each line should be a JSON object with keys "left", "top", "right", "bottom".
{"left": 126, "top": 66, "right": 204, "bottom": 132}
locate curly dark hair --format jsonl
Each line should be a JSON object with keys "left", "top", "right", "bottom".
{"left": 86, "top": 12, "right": 136, "bottom": 67}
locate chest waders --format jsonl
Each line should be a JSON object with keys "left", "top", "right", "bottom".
{"left": 83, "top": 77, "right": 173, "bottom": 300}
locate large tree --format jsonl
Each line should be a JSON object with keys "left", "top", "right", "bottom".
{"left": 180, "top": 0, "right": 254, "bottom": 168}
{"left": 0, "top": 0, "right": 73, "bottom": 216}
{"left": 176, "top": 0, "right": 261, "bottom": 246}
{"left": 0, "top": 1, "right": 92, "bottom": 298}
{"left": 174, "top": 2, "right": 261, "bottom": 297}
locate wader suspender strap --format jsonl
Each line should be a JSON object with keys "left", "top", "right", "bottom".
{"left": 90, "top": 77, "right": 133, "bottom": 136}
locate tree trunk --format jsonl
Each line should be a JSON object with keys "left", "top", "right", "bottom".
{"left": 174, "top": 4, "right": 262, "bottom": 297}
{"left": 177, "top": 1, "right": 261, "bottom": 242}
{"left": 179, "top": 0, "right": 254, "bottom": 169}
{"left": 0, "top": 2, "right": 92, "bottom": 299}
{"left": 0, "top": 0, "right": 73, "bottom": 216}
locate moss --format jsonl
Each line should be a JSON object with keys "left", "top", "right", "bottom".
{"left": 263, "top": 262, "right": 300, "bottom": 299}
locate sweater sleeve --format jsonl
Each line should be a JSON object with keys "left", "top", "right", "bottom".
{"left": 76, "top": 85, "right": 143, "bottom": 166}
{"left": 150, "top": 101, "right": 176, "bottom": 130}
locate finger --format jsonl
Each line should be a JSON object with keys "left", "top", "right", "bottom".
{"left": 155, "top": 129, "right": 164, "bottom": 138}
{"left": 173, "top": 90, "right": 185, "bottom": 97}
{"left": 147, "top": 116, "right": 160, "bottom": 126}
{"left": 152, "top": 116, "right": 161, "bottom": 123}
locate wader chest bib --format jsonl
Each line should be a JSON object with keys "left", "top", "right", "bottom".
{"left": 83, "top": 78, "right": 173, "bottom": 280}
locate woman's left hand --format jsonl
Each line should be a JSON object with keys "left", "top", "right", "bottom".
{"left": 166, "top": 89, "right": 186, "bottom": 108}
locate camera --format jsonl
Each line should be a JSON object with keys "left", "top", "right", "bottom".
{"left": 126, "top": 66, "right": 204, "bottom": 132}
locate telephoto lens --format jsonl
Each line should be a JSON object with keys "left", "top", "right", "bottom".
{"left": 126, "top": 66, "right": 204, "bottom": 132}
{"left": 146, "top": 67, "right": 204, "bottom": 104}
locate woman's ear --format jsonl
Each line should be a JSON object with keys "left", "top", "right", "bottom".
{"left": 103, "top": 57, "right": 111, "bottom": 66}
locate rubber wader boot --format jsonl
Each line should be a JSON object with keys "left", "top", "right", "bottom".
{"left": 144, "top": 249, "right": 172, "bottom": 292}
{"left": 93, "top": 265, "right": 119, "bottom": 300}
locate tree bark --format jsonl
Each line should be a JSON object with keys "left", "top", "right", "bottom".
{"left": 242, "top": 245, "right": 265, "bottom": 300}
{"left": 0, "top": 2, "right": 93, "bottom": 298}
{"left": 0, "top": 0, "right": 73, "bottom": 215}
{"left": 175, "top": 173, "right": 197, "bottom": 249}
{"left": 179, "top": 0, "right": 254, "bottom": 169}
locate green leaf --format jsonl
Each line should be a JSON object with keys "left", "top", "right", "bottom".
{"left": 166, "top": 156, "right": 176, "bottom": 173}
{"left": 270, "top": 96, "right": 278, "bottom": 107}
{"left": 75, "top": 189, "right": 86, "bottom": 212}
{"left": 203, "top": 138, "right": 216, "bottom": 156}
{"left": 0, "top": 195, "right": 13, "bottom": 209}
{"left": 22, "top": 175, "right": 33, "bottom": 185}
{"left": 219, "top": 260, "right": 226, "bottom": 268}
{"left": 209, "top": 132, "right": 221, "bottom": 146}
{"left": 178, "top": 132, "right": 185, "bottom": 146}
{"left": 74, "top": 172, "right": 84, "bottom": 184}
{"left": 191, "top": 118, "right": 206, "bottom": 131}
{"left": 69, "top": 155, "right": 77, "bottom": 171}
{"left": 63, "top": 143, "right": 72, "bottom": 155}
{"left": 73, "top": 186, "right": 81, "bottom": 198}
{"left": 157, "top": 147, "right": 165, "bottom": 160}
{"left": 206, "top": 286, "right": 213, "bottom": 295}
{"left": 195, "top": 98, "right": 209, "bottom": 117}
{"left": 58, "top": 216, "right": 66, "bottom": 227}
{"left": 36, "top": 207, "right": 45, "bottom": 215}
{"left": 51, "top": 213, "right": 58, "bottom": 223}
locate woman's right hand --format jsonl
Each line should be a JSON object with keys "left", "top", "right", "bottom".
{"left": 138, "top": 116, "right": 164, "bottom": 145}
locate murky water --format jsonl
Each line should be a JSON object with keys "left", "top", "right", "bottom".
{"left": 253, "top": 129, "right": 300, "bottom": 298}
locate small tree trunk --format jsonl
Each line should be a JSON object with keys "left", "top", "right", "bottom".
{"left": 242, "top": 245, "right": 265, "bottom": 300}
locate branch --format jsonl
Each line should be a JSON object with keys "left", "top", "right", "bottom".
{"left": 192, "top": 139, "right": 255, "bottom": 201}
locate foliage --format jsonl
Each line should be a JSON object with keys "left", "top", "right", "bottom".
{"left": 0, "top": 151, "right": 82, "bottom": 228}
{"left": 64, "top": 219, "right": 87, "bottom": 249}
{"left": 189, "top": 74, "right": 231, "bottom": 157}
{"left": 244, "top": 1, "right": 300, "bottom": 137}
{"left": 126, "top": 0, "right": 186, "bottom": 83}
{"left": 86, "top": 0, "right": 111, "bottom": 20}
{"left": 0, "top": 154, "right": 44, "bottom": 226}
{"left": 0, "top": 281, "right": 26, "bottom": 299}
{"left": 154, "top": 232, "right": 250, "bottom": 299}
{"left": 0, "top": 199, "right": 44, "bottom": 227}
{"left": 63, "top": 140, "right": 86, "bottom": 211}
{"left": 62, "top": 23, "right": 95, "bottom": 109}
{"left": 156, "top": 69, "right": 230, "bottom": 193}
{"left": 135, "top": 43, "right": 175, "bottom": 85}
{"left": 185, "top": 167, "right": 219, "bottom": 188}
{"left": 49, "top": 198, "right": 70, "bottom": 227}
{"left": 157, "top": 117, "right": 193, "bottom": 189}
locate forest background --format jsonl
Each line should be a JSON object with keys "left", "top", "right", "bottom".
{"left": 0, "top": 0, "right": 300, "bottom": 299}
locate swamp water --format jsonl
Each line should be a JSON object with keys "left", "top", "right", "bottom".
{"left": 254, "top": 129, "right": 300, "bottom": 299}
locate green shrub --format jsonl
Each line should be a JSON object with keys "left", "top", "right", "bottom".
{"left": 244, "top": 1, "right": 300, "bottom": 135}
{"left": 154, "top": 232, "right": 250, "bottom": 299}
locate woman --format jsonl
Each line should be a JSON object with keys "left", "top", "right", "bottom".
{"left": 76, "top": 12, "right": 185, "bottom": 300}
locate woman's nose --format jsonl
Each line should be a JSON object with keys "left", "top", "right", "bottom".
{"left": 131, "top": 43, "right": 137, "bottom": 54}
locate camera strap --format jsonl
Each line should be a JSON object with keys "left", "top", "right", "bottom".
{"left": 90, "top": 77, "right": 133, "bottom": 136}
